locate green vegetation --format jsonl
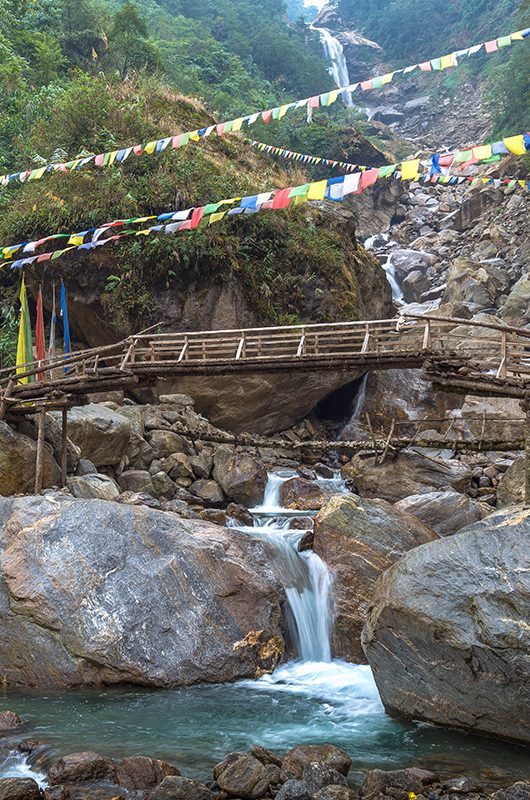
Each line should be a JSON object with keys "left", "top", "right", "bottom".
{"left": 336, "top": 0, "right": 529, "bottom": 135}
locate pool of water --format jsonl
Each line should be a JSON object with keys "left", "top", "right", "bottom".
{"left": 1, "top": 660, "right": 529, "bottom": 785}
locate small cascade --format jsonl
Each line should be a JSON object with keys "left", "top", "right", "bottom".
{"left": 0, "top": 751, "right": 46, "bottom": 787}
{"left": 311, "top": 25, "right": 354, "bottom": 107}
{"left": 339, "top": 374, "right": 368, "bottom": 438}
{"left": 382, "top": 254, "right": 404, "bottom": 304}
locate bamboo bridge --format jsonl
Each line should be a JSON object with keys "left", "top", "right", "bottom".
{"left": 1, "top": 312, "right": 530, "bottom": 497}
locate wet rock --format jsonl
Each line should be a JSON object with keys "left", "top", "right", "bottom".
{"left": 227, "top": 504, "right": 254, "bottom": 527}
{"left": 190, "top": 479, "right": 225, "bottom": 506}
{"left": 492, "top": 783, "right": 530, "bottom": 800}
{"left": 213, "top": 447, "right": 266, "bottom": 506}
{"left": 341, "top": 448, "right": 470, "bottom": 503}
{"left": 313, "top": 787, "right": 354, "bottom": 800}
{"left": 302, "top": 764, "right": 348, "bottom": 792}
{"left": 148, "top": 776, "right": 213, "bottom": 800}
{"left": 280, "top": 745, "right": 351, "bottom": 783}
{"left": 115, "top": 755, "right": 180, "bottom": 790}
{"left": 48, "top": 752, "right": 116, "bottom": 785}
{"left": 215, "top": 754, "right": 270, "bottom": 799}
{"left": 199, "top": 508, "right": 227, "bottom": 525}
{"left": 50, "top": 405, "right": 131, "bottom": 467}
{"left": 496, "top": 456, "right": 524, "bottom": 508}
{"left": 362, "top": 507, "right": 530, "bottom": 745}
{"left": 279, "top": 478, "right": 334, "bottom": 511}
{"left": 0, "top": 778, "right": 41, "bottom": 800}
{"left": 0, "top": 495, "right": 284, "bottom": 687}
{"left": 67, "top": 474, "right": 120, "bottom": 501}
{"left": 314, "top": 494, "right": 436, "bottom": 662}
{"left": 275, "top": 779, "right": 312, "bottom": 800}
{"left": 248, "top": 745, "right": 282, "bottom": 768}
{"left": 359, "top": 768, "right": 437, "bottom": 799}
{"left": 395, "top": 490, "right": 491, "bottom": 536}
{"left": 0, "top": 421, "right": 60, "bottom": 496}
{"left": 0, "top": 710, "right": 24, "bottom": 729}
{"left": 48, "top": 790, "right": 125, "bottom": 800}
{"left": 390, "top": 249, "right": 435, "bottom": 279}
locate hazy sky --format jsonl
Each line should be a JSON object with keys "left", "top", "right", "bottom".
{"left": 305, "top": 0, "right": 327, "bottom": 8}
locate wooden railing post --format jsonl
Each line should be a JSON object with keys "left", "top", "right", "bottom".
{"left": 35, "top": 409, "right": 46, "bottom": 494}
{"left": 422, "top": 319, "right": 431, "bottom": 350}
{"left": 235, "top": 333, "right": 246, "bottom": 360}
{"left": 296, "top": 330, "right": 306, "bottom": 357}
{"left": 496, "top": 331, "right": 508, "bottom": 379}
{"left": 361, "top": 324, "right": 370, "bottom": 354}
{"left": 525, "top": 395, "right": 530, "bottom": 509}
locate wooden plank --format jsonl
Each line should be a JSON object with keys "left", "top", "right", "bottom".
{"left": 35, "top": 409, "right": 46, "bottom": 494}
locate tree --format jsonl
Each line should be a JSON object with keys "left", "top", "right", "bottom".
{"left": 33, "top": 32, "right": 66, "bottom": 85}
{"left": 107, "top": 2, "right": 162, "bottom": 79}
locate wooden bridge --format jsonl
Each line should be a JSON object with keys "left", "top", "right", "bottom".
{"left": 2, "top": 313, "right": 530, "bottom": 415}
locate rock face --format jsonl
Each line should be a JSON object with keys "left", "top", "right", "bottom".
{"left": 362, "top": 507, "right": 530, "bottom": 745}
{"left": 0, "top": 495, "right": 284, "bottom": 687}
{"left": 341, "top": 448, "right": 471, "bottom": 503}
{"left": 395, "top": 490, "right": 491, "bottom": 536}
{"left": 496, "top": 456, "right": 524, "bottom": 508}
{"left": 279, "top": 478, "right": 334, "bottom": 511}
{"left": 0, "top": 421, "right": 60, "bottom": 496}
{"left": 212, "top": 447, "right": 267, "bottom": 506}
{"left": 51, "top": 405, "right": 131, "bottom": 467}
{"left": 313, "top": 494, "right": 436, "bottom": 662}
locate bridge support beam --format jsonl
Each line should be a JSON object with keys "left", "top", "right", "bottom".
{"left": 523, "top": 394, "right": 530, "bottom": 508}
{"left": 34, "top": 409, "right": 46, "bottom": 494}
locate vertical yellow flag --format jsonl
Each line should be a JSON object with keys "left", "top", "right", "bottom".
{"left": 16, "top": 277, "right": 32, "bottom": 384}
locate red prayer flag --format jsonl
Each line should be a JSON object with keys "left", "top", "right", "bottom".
{"left": 360, "top": 169, "right": 379, "bottom": 190}
{"left": 308, "top": 96, "right": 320, "bottom": 108}
{"left": 133, "top": 145, "right": 143, "bottom": 156}
{"left": 360, "top": 80, "right": 373, "bottom": 91}
{"left": 94, "top": 154, "right": 105, "bottom": 167}
{"left": 419, "top": 61, "right": 433, "bottom": 71}
{"left": 272, "top": 188, "right": 292, "bottom": 209}
{"left": 190, "top": 207, "right": 204, "bottom": 229}
{"left": 485, "top": 40, "right": 498, "bottom": 53}
{"left": 36, "top": 287, "right": 46, "bottom": 380}
{"left": 261, "top": 110, "right": 273, "bottom": 124}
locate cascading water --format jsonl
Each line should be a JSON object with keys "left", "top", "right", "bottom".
{"left": 339, "top": 374, "right": 368, "bottom": 438}
{"left": 311, "top": 25, "right": 354, "bottom": 107}
{"left": 382, "top": 254, "right": 404, "bottom": 304}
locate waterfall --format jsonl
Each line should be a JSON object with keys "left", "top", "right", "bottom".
{"left": 311, "top": 25, "right": 354, "bottom": 107}
{"left": 245, "top": 471, "right": 346, "bottom": 662}
{"left": 383, "top": 254, "right": 404, "bottom": 304}
{"left": 339, "top": 373, "right": 368, "bottom": 438}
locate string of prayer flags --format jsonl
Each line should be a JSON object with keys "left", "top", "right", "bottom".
{"left": 1, "top": 132, "right": 528, "bottom": 266}
{"left": 60, "top": 280, "right": 71, "bottom": 372}
{"left": 1, "top": 28, "right": 529, "bottom": 191}
{"left": 36, "top": 287, "right": 46, "bottom": 380}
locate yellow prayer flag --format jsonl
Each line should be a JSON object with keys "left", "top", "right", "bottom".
{"left": 189, "top": 131, "right": 200, "bottom": 142}
{"left": 232, "top": 118, "right": 244, "bottom": 132}
{"left": 209, "top": 212, "right": 227, "bottom": 224}
{"left": 278, "top": 105, "right": 289, "bottom": 119}
{"left": 143, "top": 141, "right": 157, "bottom": 154}
{"left": 401, "top": 159, "right": 421, "bottom": 181}
{"left": 381, "top": 73, "right": 393, "bottom": 84}
{"left": 503, "top": 135, "right": 525, "bottom": 156}
{"left": 473, "top": 145, "right": 492, "bottom": 160}
{"left": 91, "top": 47, "right": 98, "bottom": 60}
{"left": 327, "top": 90, "right": 339, "bottom": 104}
{"left": 440, "top": 54, "right": 455, "bottom": 70}
{"left": 307, "top": 180, "right": 328, "bottom": 201}
{"left": 68, "top": 235, "right": 85, "bottom": 246}
{"left": 511, "top": 30, "right": 525, "bottom": 40}
{"left": 16, "top": 278, "right": 30, "bottom": 384}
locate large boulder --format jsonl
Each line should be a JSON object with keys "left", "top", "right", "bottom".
{"left": 212, "top": 447, "right": 266, "bottom": 506}
{"left": 341, "top": 448, "right": 471, "bottom": 503}
{"left": 67, "top": 473, "right": 121, "bottom": 500}
{"left": 0, "top": 421, "right": 60, "bottom": 496}
{"left": 0, "top": 495, "right": 284, "bottom": 687}
{"left": 51, "top": 405, "right": 131, "bottom": 467}
{"left": 279, "top": 478, "right": 334, "bottom": 511}
{"left": 442, "top": 257, "right": 509, "bottom": 310}
{"left": 313, "top": 494, "right": 436, "bottom": 662}
{"left": 500, "top": 276, "right": 530, "bottom": 328}
{"left": 496, "top": 456, "right": 525, "bottom": 508}
{"left": 362, "top": 507, "right": 530, "bottom": 745}
{"left": 395, "top": 490, "right": 491, "bottom": 536}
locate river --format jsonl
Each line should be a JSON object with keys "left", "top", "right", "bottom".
{"left": 1, "top": 472, "right": 529, "bottom": 785}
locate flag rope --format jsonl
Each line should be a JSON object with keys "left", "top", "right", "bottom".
{"left": 0, "top": 28, "right": 528, "bottom": 190}
{"left": 2, "top": 134, "right": 529, "bottom": 272}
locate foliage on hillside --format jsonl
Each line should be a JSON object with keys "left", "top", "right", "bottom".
{"left": 336, "top": 0, "right": 529, "bottom": 135}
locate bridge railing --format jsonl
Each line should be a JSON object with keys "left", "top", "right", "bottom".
{"left": 1, "top": 314, "right": 529, "bottom": 390}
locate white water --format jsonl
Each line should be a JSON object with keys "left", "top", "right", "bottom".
{"left": 382, "top": 254, "right": 404, "bottom": 304}
{"left": 0, "top": 751, "right": 46, "bottom": 786}
{"left": 243, "top": 472, "right": 383, "bottom": 708}
{"left": 311, "top": 25, "right": 354, "bottom": 107}
{"left": 340, "top": 374, "right": 368, "bottom": 438}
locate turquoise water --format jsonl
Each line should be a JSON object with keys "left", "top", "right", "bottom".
{"left": 1, "top": 660, "right": 529, "bottom": 785}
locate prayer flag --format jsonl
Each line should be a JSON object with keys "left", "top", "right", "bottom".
{"left": 497, "top": 35, "right": 511, "bottom": 47}
{"left": 360, "top": 169, "right": 379, "bottom": 190}
{"left": 307, "top": 180, "right": 328, "bottom": 200}
{"left": 503, "top": 135, "right": 525, "bottom": 155}
{"left": 485, "top": 40, "right": 498, "bottom": 53}
{"left": 36, "top": 286, "right": 46, "bottom": 380}
{"left": 419, "top": 61, "right": 432, "bottom": 71}
{"left": 272, "top": 189, "right": 292, "bottom": 209}
{"left": 48, "top": 284, "right": 57, "bottom": 361}
{"left": 473, "top": 144, "right": 493, "bottom": 161}
{"left": 360, "top": 80, "right": 373, "bottom": 91}
{"left": 401, "top": 160, "right": 421, "bottom": 181}
{"left": 16, "top": 277, "right": 33, "bottom": 384}
{"left": 60, "top": 280, "right": 71, "bottom": 372}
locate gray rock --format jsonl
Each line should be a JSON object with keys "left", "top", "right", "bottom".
{"left": 362, "top": 508, "right": 530, "bottom": 745}
{"left": 395, "top": 490, "right": 491, "bottom": 536}
{"left": 213, "top": 447, "right": 266, "bottom": 506}
{"left": 0, "top": 421, "right": 60, "bottom": 496}
{"left": 313, "top": 787, "right": 354, "bottom": 800}
{"left": 159, "top": 394, "right": 195, "bottom": 407}
{"left": 148, "top": 776, "right": 213, "bottom": 800}
{"left": 500, "top": 276, "right": 530, "bottom": 327}
{"left": 216, "top": 754, "right": 270, "bottom": 799}
{"left": 0, "top": 495, "right": 284, "bottom": 687}
{"left": 492, "top": 783, "right": 530, "bottom": 800}
{"left": 67, "top": 474, "right": 120, "bottom": 500}
{"left": 49, "top": 752, "right": 116, "bottom": 784}
{"left": 314, "top": 494, "right": 436, "bottom": 662}
{"left": 359, "top": 768, "right": 437, "bottom": 799}
{"left": 496, "top": 456, "right": 524, "bottom": 508}
{"left": 148, "top": 430, "right": 189, "bottom": 458}
{"left": 115, "top": 755, "right": 180, "bottom": 790}
{"left": 302, "top": 764, "right": 347, "bottom": 792}
{"left": 77, "top": 459, "right": 97, "bottom": 476}
{"left": 117, "top": 469, "right": 155, "bottom": 496}
{"left": 50, "top": 405, "right": 131, "bottom": 467}
{"left": 275, "top": 780, "right": 312, "bottom": 800}
{"left": 342, "top": 448, "right": 471, "bottom": 503}
{"left": 0, "top": 710, "right": 23, "bottom": 729}
{"left": 151, "top": 472, "right": 176, "bottom": 498}
{"left": 190, "top": 479, "right": 224, "bottom": 506}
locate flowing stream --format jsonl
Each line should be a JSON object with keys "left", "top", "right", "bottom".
{"left": 1, "top": 473, "right": 529, "bottom": 783}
